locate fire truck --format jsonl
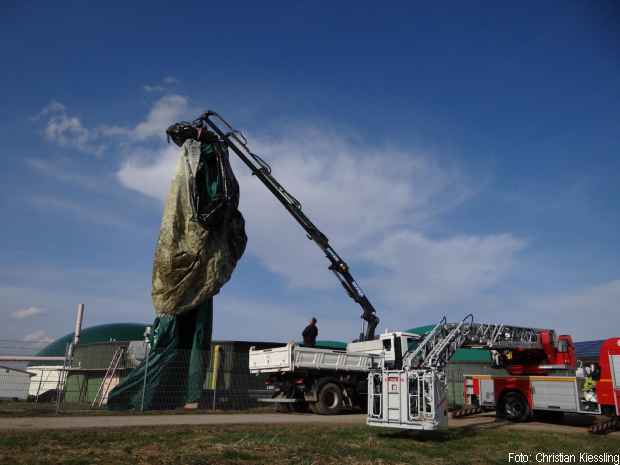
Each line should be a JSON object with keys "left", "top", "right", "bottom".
{"left": 460, "top": 337, "right": 620, "bottom": 433}
{"left": 366, "top": 315, "right": 620, "bottom": 433}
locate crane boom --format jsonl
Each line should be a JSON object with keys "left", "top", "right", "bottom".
{"left": 195, "top": 111, "right": 380, "bottom": 341}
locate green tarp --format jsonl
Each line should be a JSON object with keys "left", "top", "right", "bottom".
{"left": 109, "top": 136, "right": 246, "bottom": 410}
{"left": 152, "top": 139, "right": 246, "bottom": 316}
{"left": 108, "top": 299, "right": 213, "bottom": 410}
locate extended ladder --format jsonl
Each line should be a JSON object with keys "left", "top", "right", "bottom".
{"left": 423, "top": 315, "right": 474, "bottom": 370}
{"left": 404, "top": 316, "right": 549, "bottom": 371}
{"left": 464, "top": 323, "right": 544, "bottom": 350}
{"left": 404, "top": 317, "right": 450, "bottom": 369}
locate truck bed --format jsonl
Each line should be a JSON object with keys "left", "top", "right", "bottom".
{"left": 249, "top": 343, "right": 376, "bottom": 374}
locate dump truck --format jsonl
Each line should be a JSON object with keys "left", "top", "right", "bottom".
{"left": 249, "top": 332, "right": 421, "bottom": 413}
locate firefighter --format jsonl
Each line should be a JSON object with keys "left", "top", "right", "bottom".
{"left": 583, "top": 365, "right": 598, "bottom": 403}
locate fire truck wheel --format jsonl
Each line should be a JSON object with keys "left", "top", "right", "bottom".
{"left": 535, "top": 410, "right": 564, "bottom": 422}
{"left": 499, "top": 392, "right": 531, "bottom": 422}
{"left": 315, "top": 383, "right": 344, "bottom": 415}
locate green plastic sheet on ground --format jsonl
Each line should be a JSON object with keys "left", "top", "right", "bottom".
{"left": 107, "top": 299, "right": 213, "bottom": 410}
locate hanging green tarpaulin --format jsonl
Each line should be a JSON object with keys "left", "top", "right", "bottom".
{"left": 109, "top": 135, "right": 246, "bottom": 411}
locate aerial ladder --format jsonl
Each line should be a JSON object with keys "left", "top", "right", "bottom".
{"left": 367, "top": 315, "right": 557, "bottom": 430}
{"left": 166, "top": 111, "right": 379, "bottom": 341}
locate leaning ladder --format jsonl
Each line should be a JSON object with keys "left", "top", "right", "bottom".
{"left": 92, "top": 347, "right": 125, "bottom": 408}
{"left": 55, "top": 342, "right": 73, "bottom": 413}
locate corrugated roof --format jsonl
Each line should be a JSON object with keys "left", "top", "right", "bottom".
{"left": 574, "top": 340, "right": 604, "bottom": 360}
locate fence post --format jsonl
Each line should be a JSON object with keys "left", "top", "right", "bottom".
{"left": 210, "top": 345, "right": 222, "bottom": 410}
{"left": 140, "top": 326, "right": 152, "bottom": 412}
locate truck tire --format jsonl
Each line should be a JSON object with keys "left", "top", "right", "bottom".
{"left": 498, "top": 392, "right": 530, "bottom": 422}
{"left": 315, "top": 383, "right": 343, "bottom": 415}
{"left": 274, "top": 403, "right": 291, "bottom": 413}
{"left": 290, "top": 402, "right": 309, "bottom": 413}
{"left": 535, "top": 410, "right": 564, "bottom": 422}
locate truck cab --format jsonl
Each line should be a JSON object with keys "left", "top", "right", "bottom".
{"left": 346, "top": 331, "right": 422, "bottom": 370}
{"left": 377, "top": 331, "right": 422, "bottom": 370}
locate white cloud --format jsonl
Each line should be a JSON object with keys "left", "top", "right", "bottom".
{"left": 36, "top": 94, "right": 189, "bottom": 157}
{"left": 23, "top": 330, "right": 54, "bottom": 343}
{"left": 133, "top": 95, "right": 189, "bottom": 140}
{"left": 117, "top": 144, "right": 179, "bottom": 200}
{"left": 39, "top": 101, "right": 106, "bottom": 156}
{"left": 519, "top": 279, "right": 620, "bottom": 340}
{"left": 365, "top": 231, "right": 525, "bottom": 310}
{"left": 143, "top": 76, "right": 179, "bottom": 92}
{"left": 11, "top": 306, "right": 47, "bottom": 319}
{"left": 144, "top": 84, "right": 165, "bottom": 92}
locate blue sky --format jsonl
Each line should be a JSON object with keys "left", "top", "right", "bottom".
{"left": 1, "top": 2, "right": 619, "bottom": 344}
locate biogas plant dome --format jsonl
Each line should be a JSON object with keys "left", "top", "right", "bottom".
{"left": 34, "top": 323, "right": 147, "bottom": 361}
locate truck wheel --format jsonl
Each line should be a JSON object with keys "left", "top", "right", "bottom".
{"left": 290, "top": 402, "right": 309, "bottom": 413}
{"left": 499, "top": 392, "right": 530, "bottom": 422}
{"left": 359, "top": 395, "right": 368, "bottom": 414}
{"left": 274, "top": 403, "right": 291, "bottom": 413}
{"left": 315, "top": 383, "right": 343, "bottom": 415}
{"left": 535, "top": 410, "right": 564, "bottom": 422}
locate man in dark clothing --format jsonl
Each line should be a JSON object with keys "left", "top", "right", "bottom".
{"left": 302, "top": 317, "right": 318, "bottom": 347}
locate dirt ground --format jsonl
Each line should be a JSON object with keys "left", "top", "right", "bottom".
{"left": 0, "top": 411, "right": 617, "bottom": 437}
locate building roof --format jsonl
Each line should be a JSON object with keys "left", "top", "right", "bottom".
{"left": 0, "top": 365, "right": 35, "bottom": 376}
{"left": 574, "top": 340, "right": 604, "bottom": 360}
{"left": 35, "top": 323, "right": 148, "bottom": 359}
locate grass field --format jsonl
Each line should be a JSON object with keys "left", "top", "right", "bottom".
{"left": 1, "top": 423, "right": 618, "bottom": 465}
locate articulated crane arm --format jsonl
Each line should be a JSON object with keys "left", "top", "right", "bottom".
{"left": 192, "top": 111, "right": 380, "bottom": 341}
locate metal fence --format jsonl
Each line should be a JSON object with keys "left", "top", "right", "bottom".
{"left": 0, "top": 339, "right": 274, "bottom": 415}
{"left": 0, "top": 338, "right": 505, "bottom": 414}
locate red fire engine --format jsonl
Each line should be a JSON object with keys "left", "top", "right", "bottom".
{"left": 460, "top": 334, "right": 620, "bottom": 433}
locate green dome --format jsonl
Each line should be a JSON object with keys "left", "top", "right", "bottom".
{"left": 35, "top": 323, "right": 148, "bottom": 359}
{"left": 404, "top": 325, "right": 436, "bottom": 335}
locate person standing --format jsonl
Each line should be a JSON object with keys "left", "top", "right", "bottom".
{"left": 302, "top": 317, "right": 318, "bottom": 347}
